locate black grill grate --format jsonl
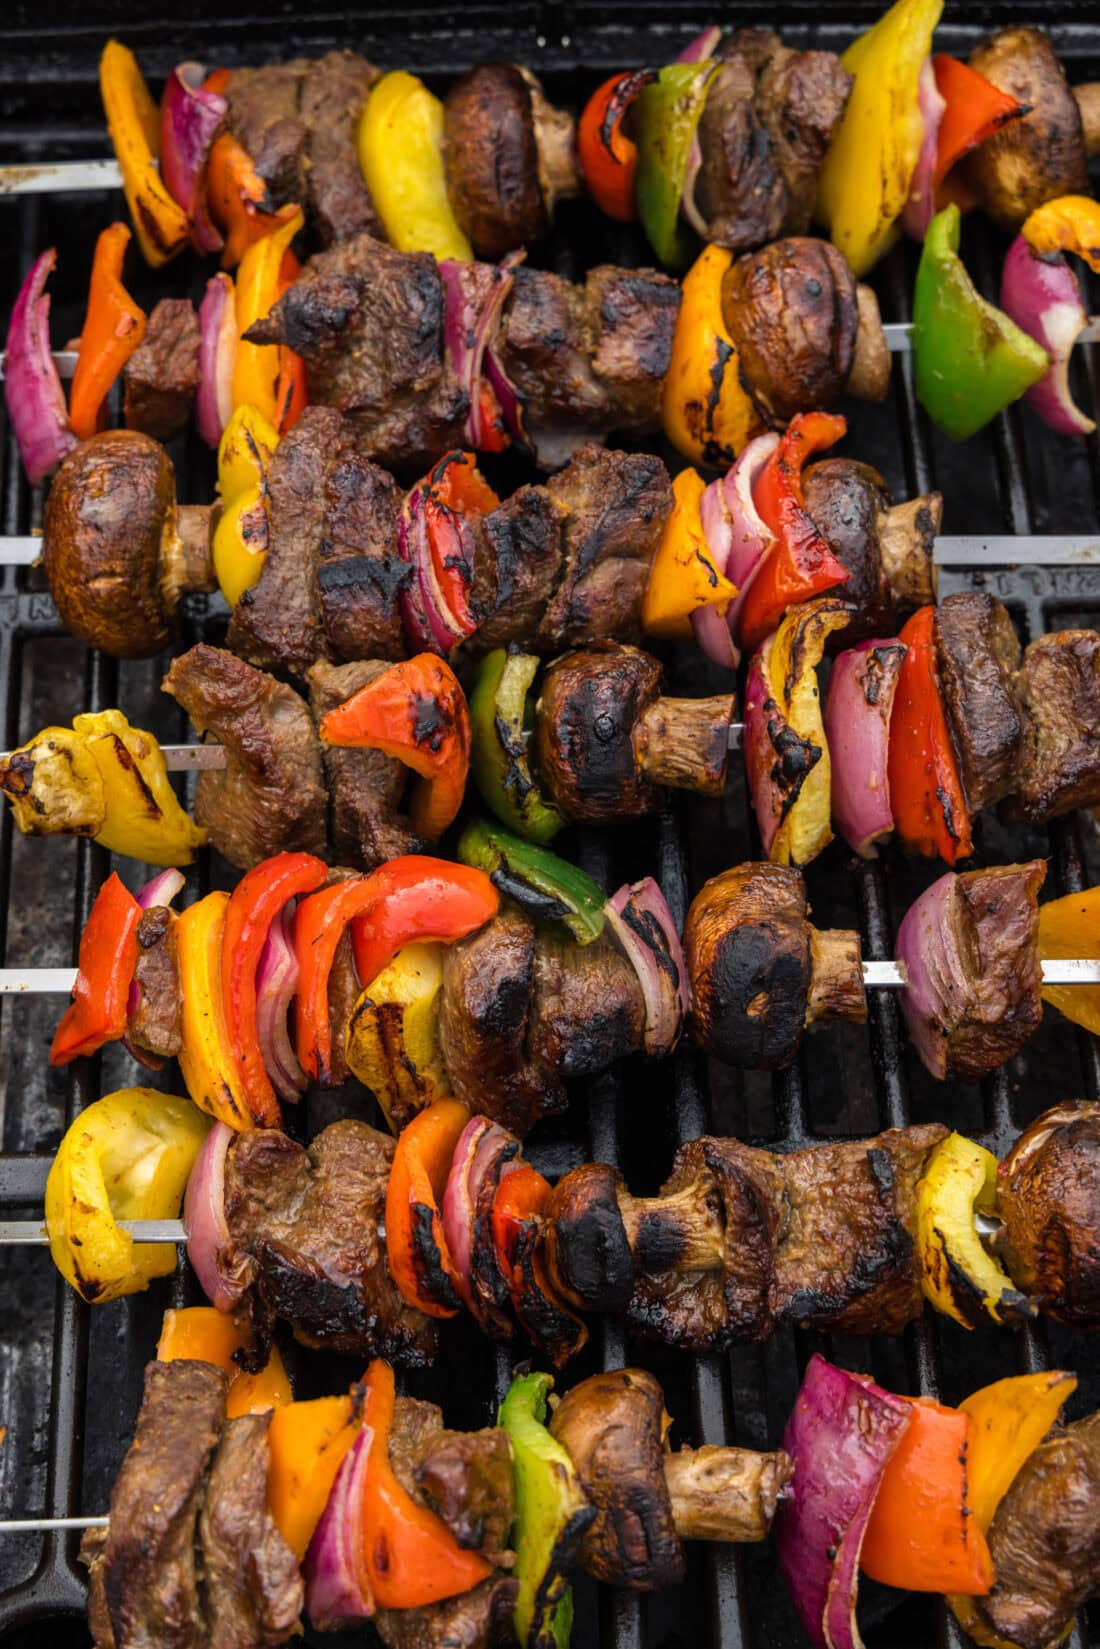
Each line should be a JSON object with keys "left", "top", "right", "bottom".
{"left": 0, "top": 6, "right": 1098, "bottom": 1647}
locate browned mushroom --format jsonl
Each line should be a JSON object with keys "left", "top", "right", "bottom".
{"left": 721, "top": 237, "right": 889, "bottom": 426}
{"left": 443, "top": 65, "right": 579, "bottom": 259}
{"left": 683, "top": 863, "right": 866, "bottom": 1070}
{"left": 548, "top": 1369, "right": 790, "bottom": 1591}
{"left": 963, "top": 27, "right": 1096, "bottom": 230}
{"left": 533, "top": 644, "right": 734, "bottom": 824}
{"left": 42, "top": 431, "right": 215, "bottom": 658}
{"left": 996, "top": 1100, "right": 1100, "bottom": 1326}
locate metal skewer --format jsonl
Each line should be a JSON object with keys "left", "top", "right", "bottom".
{"left": 0, "top": 1515, "right": 108, "bottom": 1532}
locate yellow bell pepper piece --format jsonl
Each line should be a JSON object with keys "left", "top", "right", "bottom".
{"left": 816, "top": 0, "right": 944, "bottom": 277}
{"left": 213, "top": 404, "right": 281, "bottom": 608}
{"left": 345, "top": 942, "right": 449, "bottom": 1132}
{"left": 72, "top": 709, "right": 207, "bottom": 867}
{"left": 232, "top": 207, "right": 304, "bottom": 427}
{"left": 0, "top": 726, "right": 106, "bottom": 838}
{"left": 357, "top": 71, "right": 473, "bottom": 262}
{"left": 1022, "top": 193, "right": 1100, "bottom": 274}
{"left": 176, "top": 891, "right": 259, "bottom": 1131}
{"left": 948, "top": 1369, "right": 1078, "bottom": 1644}
{"left": 642, "top": 467, "right": 739, "bottom": 642}
{"left": 916, "top": 1131, "right": 1025, "bottom": 1328}
{"left": 99, "top": 40, "right": 190, "bottom": 268}
{"left": 765, "top": 600, "right": 851, "bottom": 866}
{"left": 662, "top": 245, "right": 762, "bottom": 467}
{"left": 45, "top": 1089, "right": 210, "bottom": 1303}
{"left": 1038, "top": 883, "right": 1100, "bottom": 1034}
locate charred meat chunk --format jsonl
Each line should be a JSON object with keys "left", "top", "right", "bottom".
{"left": 127, "top": 905, "right": 181, "bottom": 1062}
{"left": 300, "top": 52, "right": 381, "bottom": 243}
{"left": 81, "top": 1359, "right": 227, "bottom": 1649}
{"left": 468, "top": 484, "right": 563, "bottom": 653}
{"left": 695, "top": 29, "right": 851, "bottom": 251}
{"left": 802, "top": 459, "right": 895, "bottom": 641}
{"left": 218, "top": 1120, "right": 438, "bottom": 1368}
{"left": 308, "top": 660, "right": 427, "bottom": 869}
{"left": 314, "top": 436, "right": 408, "bottom": 664}
{"left": 972, "top": 1411, "right": 1100, "bottom": 1649}
{"left": 122, "top": 299, "right": 201, "bottom": 442}
{"left": 387, "top": 1398, "right": 514, "bottom": 1559}
{"left": 199, "top": 1412, "right": 303, "bottom": 1649}
{"left": 162, "top": 644, "right": 327, "bottom": 870}
{"left": 1006, "top": 629, "right": 1100, "bottom": 822}
{"left": 226, "top": 60, "right": 310, "bottom": 205}
{"left": 934, "top": 592, "right": 1024, "bottom": 811}
{"left": 996, "top": 1101, "right": 1100, "bottom": 1326}
{"left": 375, "top": 1576, "right": 519, "bottom": 1649}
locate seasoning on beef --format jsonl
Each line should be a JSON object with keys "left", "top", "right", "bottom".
{"left": 801, "top": 459, "right": 896, "bottom": 643}
{"left": 199, "top": 1412, "right": 302, "bottom": 1649}
{"left": 218, "top": 1120, "right": 438, "bottom": 1368}
{"left": 122, "top": 299, "right": 201, "bottom": 442}
{"left": 127, "top": 905, "right": 181, "bottom": 1061}
{"left": 162, "top": 644, "right": 327, "bottom": 870}
{"left": 314, "top": 449, "right": 407, "bottom": 663}
{"left": 308, "top": 660, "right": 426, "bottom": 870}
{"left": 1005, "top": 628, "right": 1100, "bottom": 821}
{"left": 300, "top": 52, "right": 381, "bottom": 243}
{"left": 934, "top": 591, "right": 1025, "bottom": 811}
{"left": 468, "top": 485, "right": 563, "bottom": 652}
{"left": 81, "top": 1359, "right": 227, "bottom": 1649}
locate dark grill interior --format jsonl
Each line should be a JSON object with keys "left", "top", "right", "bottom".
{"left": 0, "top": 4, "right": 1098, "bottom": 1646}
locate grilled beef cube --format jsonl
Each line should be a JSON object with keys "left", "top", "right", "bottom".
{"left": 695, "top": 29, "right": 852, "bottom": 251}
{"left": 199, "top": 1412, "right": 302, "bottom": 1649}
{"left": 469, "top": 485, "right": 563, "bottom": 652}
{"left": 127, "top": 906, "right": 181, "bottom": 1062}
{"left": 538, "top": 446, "right": 673, "bottom": 650}
{"left": 996, "top": 1101, "right": 1100, "bottom": 1326}
{"left": 162, "top": 644, "right": 327, "bottom": 870}
{"left": 1005, "top": 628, "right": 1100, "bottom": 822}
{"left": 801, "top": 459, "right": 897, "bottom": 643}
{"left": 585, "top": 266, "right": 681, "bottom": 428}
{"left": 375, "top": 1576, "right": 519, "bottom": 1649}
{"left": 314, "top": 443, "right": 407, "bottom": 662}
{"left": 308, "top": 660, "right": 426, "bottom": 870}
{"left": 226, "top": 61, "right": 310, "bottom": 204}
{"left": 530, "top": 929, "right": 646, "bottom": 1080}
{"left": 122, "top": 299, "right": 201, "bottom": 442}
{"left": 934, "top": 592, "right": 1024, "bottom": 811}
{"left": 972, "top": 1411, "right": 1100, "bottom": 1649}
{"left": 247, "top": 235, "right": 468, "bottom": 473}
{"left": 219, "top": 1121, "right": 438, "bottom": 1367}
{"left": 388, "top": 1397, "right": 515, "bottom": 1559}
{"left": 300, "top": 52, "right": 380, "bottom": 243}
{"left": 81, "top": 1360, "right": 227, "bottom": 1649}
{"left": 439, "top": 907, "right": 565, "bottom": 1135}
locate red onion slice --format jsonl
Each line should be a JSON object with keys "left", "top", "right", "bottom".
{"left": 136, "top": 868, "right": 186, "bottom": 910}
{"left": 256, "top": 901, "right": 307, "bottom": 1104}
{"left": 441, "top": 1115, "right": 491, "bottom": 1314}
{"left": 722, "top": 433, "right": 780, "bottom": 653}
{"left": 742, "top": 637, "right": 783, "bottom": 859}
{"left": 690, "top": 602, "right": 738, "bottom": 667}
{"left": 303, "top": 1426, "right": 373, "bottom": 1628}
{"left": 675, "top": 26, "right": 721, "bottom": 236}
{"left": 397, "top": 483, "right": 467, "bottom": 654}
{"left": 196, "top": 272, "right": 237, "bottom": 447}
{"left": 4, "top": 249, "right": 78, "bottom": 486}
{"left": 605, "top": 878, "right": 689, "bottom": 1056}
{"left": 483, "top": 345, "right": 526, "bottom": 444}
{"left": 676, "top": 25, "right": 722, "bottom": 61}
{"left": 183, "top": 1120, "right": 235, "bottom": 1310}
{"left": 160, "top": 61, "right": 227, "bottom": 255}
{"left": 901, "top": 57, "right": 947, "bottom": 242}
{"left": 1000, "top": 235, "right": 1094, "bottom": 437}
{"left": 776, "top": 1354, "right": 911, "bottom": 1649}
{"left": 893, "top": 870, "right": 968, "bottom": 1080}
{"left": 822, "top": 640, "right": 906, "bottom": 858}
{"left": 439, "top": 253, "right": 524, "bottom": 448}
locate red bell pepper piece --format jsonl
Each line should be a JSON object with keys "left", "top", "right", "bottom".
{"left": 361, "top": 1359, "right": 493, "bottom": 1607}
{"left": 69, "top": 223, "right": 146, "bottom": 441}
{"left": 221, "top": 850, "right": 327, "bottom": 1124}
{"left": 384, "top": 1097, "right": 471, "bottom": 1318}
{"left": 492, "top": 1161, "right": 551, "bottom": 1294}
{"left": 887, "top": 605, "right": 973, "bottom": 865}
{"left": 318, "top": 655, "right": 472, "bottom": 839}
{"left": 350, "top": 855, "right": 498, "bottom": 987}
{"left": 578, "top": 70, "right": 654, "bottom": 223}
{"left": 489, "top": 1160, "right": 587, "bottom": 1363}
{"left": 738, "top": 412, "right": 851, "bottom": 653}
{"left": 293, "top": 875, "right": 380, "bottom": 1084}
{"left": 50, "top": 873, "right": 142, "bottom": 1065}
{"left": 932, "top": 55, "right": 1029, "bottom": 190}
{"left": 424, "top": 452, "right": 500, "bottom": 635}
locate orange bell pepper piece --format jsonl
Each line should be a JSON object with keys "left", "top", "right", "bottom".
{"left": 176, "top": 891, "right": 259, "bottom": 1131}
{"left": 99, "top": 40, "right": 190, "bottom": 267}
{"left": 360, "top": 1359, "right": 493, "bottom": 1608}
{"left": 1038, "top": 884, "right": 1100, "bottom": 1035}
{"left": 861, "top": 1396, "right": 994, "bottom": 1594}
{"left": 887, "top": 605, "right": 973, "bottom": 864}
{"left": 293, "top": 875, "right": 386, "bottom": 1085}
{"left": 384, "top": 1098, "right": 471, "bottom": 1318}
{"left": 232, "top": 205, "right": 306, "bottom": 430}
{"left": 1022, "top": 194, "right": 1100, "bottom": 275}
{"left": 578, "top": 70, "right": 653, "bottom": 222}
{"left": 643, "top": 465, "right": 738, "bottom": 641}
{"left": 268, "top": 1382, "right": 368, "bottom": 1561}
{"left": 932, "top": 55, "right": 1028, "bottom": 193}
{"left": 349, "top": 856, "right": 498, "bottom": 988}
{"left": 50, "top": 872, "right": 141, "bottom": 1065}
{"left": 156, "top": 1305, "right": 293, "bottom": 1419}
{"left": 207, "top": 130, "right": 288, "bottom": 271}
{"left": 319, "top": 655, "right": 471, "bottom": 839}
{"left": 69, "top": 223, "right": 146, "bottom": 441}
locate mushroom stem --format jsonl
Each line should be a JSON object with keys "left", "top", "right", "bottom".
{"left": 1074, "top": 83, "right": 1100, "bottom": 157}
{"left": 632, "top": 695, "right": 734, "bottom": 797}
{"left": 879, "top": 491, "right": 942, "bottom": 610}
{"left": 848, "top": 284, "right": 891, "bottom": 403}
{"left": 663, "top": 1446, "right": 794, "bottom": 1544}
{"left": 527, "top": 75, "right": 582, "bottom": 205}
{"left": 160, "top": 502, "right": 218, "bottom": 613}
{"left": 807, "top": 927, "right": 867, "bottom": 1026}
{"left": 617, "top": 1185, "right": 726, "bottom": 1274}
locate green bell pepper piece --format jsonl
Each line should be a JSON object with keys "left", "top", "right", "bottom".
{"left": 499, "top": 1371, "right": 595, "bottom": 1649}
{"left": 636, "top": 61, "right": 717, "bottom": 270}
{"left": 457, "top": 819, "right": 606, "bottom": 944}
{"left": 469, "top": 649, "right": 565, "bottom": 845}
{"left": 913, "top": 204, "right": 1050, "bottom": 440}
